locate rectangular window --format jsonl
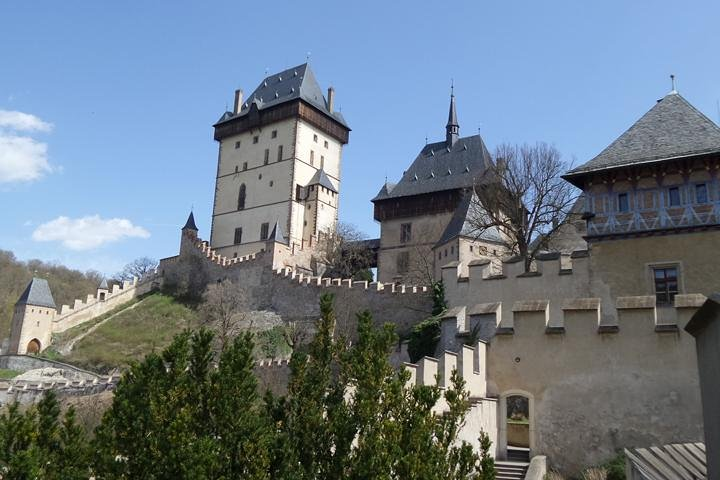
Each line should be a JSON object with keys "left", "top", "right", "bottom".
{"left": 668, "top": 187, "right": 681, "bottom": 207}
{"left": 235, "top": 141, "right": 241, "bottom": 149}
{"left": 242, "top": 162, "right": 248, "bottom": 171}
{"left": 234, "top": 227, "right": 243, "bottom": 245}
{"left": 324, "top": 140, "right": 329, "bottom": 148}
{"left": 264, "top": 149, "right": 269, "bottom": 165}
{"left": 310, "top": 150, "right": 315, "bottom": 166}
{"left": 277, "top": 145, "right": 283, "bottom": 161}
{"left": 397, "top": 251, "right": 409, "bottom": 274}
{"left": 400, "top": 223, "right": 412, "bottom": 243}
{"left": 618, "top": 193, "right": 629, "bottom": 212}
{"left": 313, "top": 134, "right": 318, "bottom": 142}
{"left": 653, "top": 266, "right": 679, "bottom": 305}
{"left": 320, "top": 155, "right": 325, "bottom": 169}
{"left": 253, "top": 136, "right": 259, "bottom": 144}
{"left": 271, "top": 130, "right": 277, "bottom": 139}
{"left": 695, "top": 183, "right": 708, "bottom": 204}
{"left": 260, "top": 223, "right": 269, "bottom": 241}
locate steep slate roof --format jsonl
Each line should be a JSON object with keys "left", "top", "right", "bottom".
{"left": 182, "top": 211, "right": 198, "bottom": 231}
{"left": 564, "top": 93, "right": 720, "bottom": 185}
{"left": 215, "top": 63, "right": 348, "bottom": 128}
{"left": 268, "top": 221, "right": 288, "bottom": 244}
{"left": 308, "top": 168, "right": 338, "bottom": 192}
{"left": 435, "top": 192, "right": 504, "bottom": 247}
{"left": 16, "top": 278, "right": 56, "bottom": 309}
{"left": 372, "top": 134, "right": 493, "bottom": 201}
{"left": 98, "top": 278, "right": 109, "bottom": 290}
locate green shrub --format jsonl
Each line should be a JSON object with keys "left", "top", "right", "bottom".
{"left": 407, "top": 316, "right": 441, "bottom": 363}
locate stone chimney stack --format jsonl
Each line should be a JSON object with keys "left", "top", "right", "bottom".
{"left": 233, "top": 89, "right": 243, "bottom": 114}
{"left": 327, "top": 87, "right": 335, "bottom": 113}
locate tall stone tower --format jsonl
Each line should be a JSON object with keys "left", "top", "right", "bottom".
{"left": 8, "top": 278, "right": 56, "bottom": 355}
{"left": 210, "top": 64, "right": 350, "bottom": 261}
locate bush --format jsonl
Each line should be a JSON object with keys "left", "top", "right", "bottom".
{"left": 407, "top": 315, "right": 441, "bottom": 363}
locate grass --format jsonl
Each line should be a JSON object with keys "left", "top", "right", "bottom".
{"left": 0, "top": 369, "right": 20, "bottom": 379}
{"left": 62, "top": 293, "right": 200, "bottom": 373}
{"left": 51, "top": 295, "right": 147, "bottom": 347}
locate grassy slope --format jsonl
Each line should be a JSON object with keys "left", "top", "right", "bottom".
{"left": 62, "top": 293, "right": 200, "bottom": 372}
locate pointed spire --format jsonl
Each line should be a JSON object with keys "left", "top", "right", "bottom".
{"left": 98, "top": 278, "right": 109, "bottom": 290}
{"left": 182, "top": 211, "right": 198, "bottom": 231}
{"left": 16, "top": 278, "right": 56, "bottom": 309}
{"left": 446, "top": 83, "right": 459, "bottom": 147}
{"left": 267, "top": 220, "right": 288, "bottom": 244}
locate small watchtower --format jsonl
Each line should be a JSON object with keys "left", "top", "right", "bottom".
{"left": 8, "top": 278, "right": 57, "bottom": 355}
{"left": 97, "top": 278, "right": 109, "bottom": 301}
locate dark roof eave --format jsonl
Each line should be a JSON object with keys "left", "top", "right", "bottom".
{"left": 562, "top": 148, "right": 720, "bottom": 187}
{"left": 213, "top": 98, "right": 350, "bottom": 131}
{"left": 372, "top": 186, "right": 468, "bottom": 203}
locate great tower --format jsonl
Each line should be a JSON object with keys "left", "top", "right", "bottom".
{"left": 210, "top": 64, "right": 350, "bottom": 263}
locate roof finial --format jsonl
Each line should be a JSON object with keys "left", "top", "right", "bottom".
{"left": 446, "top": 84, "right": 459, "bottom": 147}
{"left": 306, "top": 51, "right": 311, "bottom": 63}
{"left": 670, "top": 74, "right": 677, "bottom": 94}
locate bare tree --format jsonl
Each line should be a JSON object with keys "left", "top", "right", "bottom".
{"left": 116, "top": 257, "right": 158, "bottom": 281}
{"left": 199, "top": 279, "right": 248, "bottom": 352}
{"left": 470, "top": 142, "right": 578, "bottom": 271}
{"left": 315, "top": 222, "right": 375, "bottom": 279}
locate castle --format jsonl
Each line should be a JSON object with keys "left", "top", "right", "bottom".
{"left": 6, "top": 64, "right": 720, "bottom": 475}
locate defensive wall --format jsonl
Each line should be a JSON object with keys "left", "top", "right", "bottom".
{"left": 53, "top": 274, "right": 157, "bottom": 333}
{"left": 439, "top": 253, "right": 705, "bottom": 475}
{"left": 404, "top": 342, "right": 498, "bottom": 457}
{"left": 159, "top": 232, "right": 433, "bottom": 338}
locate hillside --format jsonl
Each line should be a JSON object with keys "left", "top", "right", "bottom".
{"left": 54, "top": 293, "right": 200, "bottom": 372}
{"left": 50, "top": 292, "right": 292, "bottom": 373}
{"left": 0, "top": 250, "right": 104, "bottom": 342}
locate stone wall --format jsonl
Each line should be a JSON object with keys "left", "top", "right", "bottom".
{"left": 0, "top": 355, "right": 100, "bottom": 381}
{"left": 159, "top": 233, "right": 434, "bottom": 339}
{"left": 53, "top": 274, "right": 157, "bottom": 333}
{"left": 440, "top": 256, "right": 706, "bottom": 475}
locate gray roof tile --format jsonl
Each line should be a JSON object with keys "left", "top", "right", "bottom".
{"left": 215, "top": 63, "right": 348, "bottom": 128}
{"left": 308, "top": 169, "right": 338, "bottom": 192}
{"left": 565, "top": 93, "right": 720, "bottom": 184}
{"left": 435, "top": 192, "right": 504, "bottom": 246}
{"left": 16, "top": 278, "right": 56, "bottom": 309}
{"left": 372, "top": 134, "right": 493, "bottom": 201}
{"left": 268, "top": 221, "right": 288, "bottom": 244}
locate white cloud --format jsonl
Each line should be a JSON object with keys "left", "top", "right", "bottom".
{"left": 0, "top": 110, "right": 53, "bottom": 132}
{"left": 32, "top": 215, "right": 151, "bottom": 251}
{"left": 0, "top": 110, "right": 55, "bottom": 184}
{"left": 0, "top": 134, "right": 53, "bottom": 183}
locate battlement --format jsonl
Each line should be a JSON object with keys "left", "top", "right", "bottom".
{"left": 404, "top": 341, "right": 487, "bottom": 399}
{"left": 439, "top": 294, "right": 706, "bottom": 349}
{"left": 195, "top": 240, "right": 264, "bottom": 267}
{"left": 442, "top": 250, "right": 586, "bottom": 285}
{"left": 50, "top": 272, "right": 157, "bottom": 334}
{"left": 273, "top": 266, "right": 429, "bottom": 294}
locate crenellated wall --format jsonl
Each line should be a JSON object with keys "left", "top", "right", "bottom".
{"left": 438, "top": 277, "right": 705, "bottom": 475}
{"left": 403, "top": 342, "right": 498, "bottom": 457}
{"left": 159, "top": 231, "right": 434, "bottom": 339}
{"left": 53, "top": 274, "right": 157, "bottom": 333}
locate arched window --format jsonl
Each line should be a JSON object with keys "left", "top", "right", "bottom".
{"left": 238, "top": 184, "right": 246, "bottom": 210}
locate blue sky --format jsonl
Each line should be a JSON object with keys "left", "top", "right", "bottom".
{"left": 1, "top": 1, "right": 719, "bottom": 276}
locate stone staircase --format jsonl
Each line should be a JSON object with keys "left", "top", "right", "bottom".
{"left": 495, "top": 447, "right": 530, "bottom": 480}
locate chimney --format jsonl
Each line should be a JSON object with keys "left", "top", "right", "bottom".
{"left": 233, "top": 89, "right": 243, "bottom": 114}
{"left": 327, "top": 87, "right": 335, "bottom": 113}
